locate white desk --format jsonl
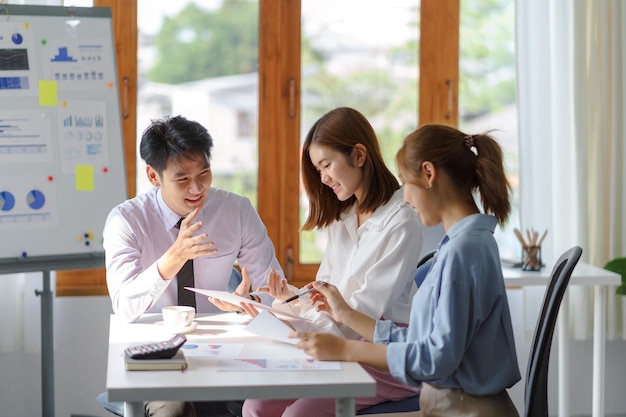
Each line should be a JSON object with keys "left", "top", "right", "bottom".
{"left": 503, "top": 262, "right": 620, "bottom": 417}
{"left": 106, "top": 313, "right": 376, "bottom": 417}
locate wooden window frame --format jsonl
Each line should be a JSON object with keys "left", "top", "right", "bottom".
{"left": 56, "top": 0, "right": 459, "bottom": 294}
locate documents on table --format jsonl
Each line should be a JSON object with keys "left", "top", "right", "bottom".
{"left": 184, "top": 289, "right": 341, "bottom": 371}
{"left": 185, "top": 287, "right": 310, "bottom": 322}
{"left": 214, "top": 357, "right": 341, "bottom": 371}
{"left": 180, "top": 342, "right": 245, "bottom": 358}
{"left": 244, "top": 310, "right": 298, "bottom": 344}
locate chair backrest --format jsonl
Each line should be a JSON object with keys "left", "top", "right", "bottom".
{"left": 524, "top": 246, "right": 582, "bottom": 417}
{"left": 414, "top": 249, "right": 437, "bottom": 288}
{"left": 417, "top": 249, "right": 437, "bottom": 268}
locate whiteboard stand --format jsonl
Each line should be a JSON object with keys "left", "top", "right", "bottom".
{"left": 0, "top": 254, "right": 105, "bottom": 417}
{"left": 36, "top": 270, "right": 54, "bottom": 417}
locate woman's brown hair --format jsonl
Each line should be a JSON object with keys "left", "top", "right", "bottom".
{"left": 301, "top": 107, "right": 399, "bottom": 230}
{"left": 396, "top": 124, "right": 511, "bottom": 225}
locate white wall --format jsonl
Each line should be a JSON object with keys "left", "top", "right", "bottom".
{"left": 1, "top": 289, "right": 626, "bottom": 417}
{"left": 0, "top": 293, "right": 112, "bottom": 417}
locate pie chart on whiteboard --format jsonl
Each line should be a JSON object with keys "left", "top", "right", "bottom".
{"left": 0, "top": 191, "right": 16, "bottom": 211}
{"left": 27, "top": 189, "right": 46, "bottom": 210}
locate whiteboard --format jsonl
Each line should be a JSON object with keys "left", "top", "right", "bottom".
{"left": 0, "top": 5, "right": 127, "bottom": 266}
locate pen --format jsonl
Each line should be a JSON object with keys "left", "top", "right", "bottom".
{"left": 513, "top": 228, "right": 527, "bottom": 246}
{"left": 537, "top": 229, "right": 548, "bottom": 246}
{"left": 281, "top": 282, "right": 328, "bottom": 304}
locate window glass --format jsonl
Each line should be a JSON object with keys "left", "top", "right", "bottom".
{"left": 300, "top": 0, "right": 420, "bottom": 263}
{"left": 136, "top": 0, "right": 259, "bottom": 206}
{"left": 459, "top": 0, "right": 518, "bottom": 260}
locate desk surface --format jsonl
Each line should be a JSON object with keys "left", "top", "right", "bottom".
{"left": 502, "top": 261, "right": 620, "bottom": 286}
{"left": 106, "top": 313, "right": 376, "bottom": 403}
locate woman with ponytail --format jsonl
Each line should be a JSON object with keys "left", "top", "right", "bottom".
{"left": 288, "top": 124, "right": 521, "bottom": 417}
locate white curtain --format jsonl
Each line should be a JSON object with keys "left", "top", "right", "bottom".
{"left": 516, "top": 0, "right": 626, "bottom": 340}
{"left": 0, "top": 274, "right": 26, "bottom": 352}
{"left": 0, "top": 272, "right": 44, "bottom": 352}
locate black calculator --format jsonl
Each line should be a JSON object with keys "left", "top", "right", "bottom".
{"left": 124, "top": 334, "right": 187, "bottom": 360}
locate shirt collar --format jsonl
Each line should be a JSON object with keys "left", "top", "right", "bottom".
{"left": 155, "top": 188, "right": 184, "bottom": 232}
{"left": 440, "top": 213, "right": 497, "bottom": 246}
{"left": 341, "top": 188, "right": 406, "bottom": 231}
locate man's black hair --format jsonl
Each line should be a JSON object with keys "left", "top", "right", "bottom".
{"left": 139, "top": 115, "right": 213, "bottom": 174}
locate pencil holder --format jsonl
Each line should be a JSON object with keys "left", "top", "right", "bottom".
{"left": 522, "top": 245, "right": 542, "bottom": 271}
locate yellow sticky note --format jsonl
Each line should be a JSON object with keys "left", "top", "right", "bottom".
{"left": 39, "top": 80, "right": 58, "bottom": 106}
{"left": 75, "top": 165, "right": 94, "bottom": 191}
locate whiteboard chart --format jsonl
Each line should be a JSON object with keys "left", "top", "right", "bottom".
{"left": 0, "top": 5, "right": 127, "bottom": 263}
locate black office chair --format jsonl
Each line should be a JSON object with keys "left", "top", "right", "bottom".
{"left": 356, "top": 250, "right": 437, "bottom": 416}
{"left": 524, "top": 245, "right": 582, "bottom": 417}
{"left": 417, "top": 249, "right": 437, "bottom": 269}
{"left": 414, "top": 249, "right": 437, "bottom": 287}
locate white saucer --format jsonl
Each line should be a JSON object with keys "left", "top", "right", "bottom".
{"left": 154, "top": 320, "right": 198, "bottom": 334}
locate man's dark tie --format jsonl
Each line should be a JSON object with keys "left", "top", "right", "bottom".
{"left": 176, "top": 218, "right": 196, "bottom": 310}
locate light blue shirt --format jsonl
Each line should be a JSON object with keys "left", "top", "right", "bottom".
{"left": 374, "top": 214, "right": 521, "bottom": 395}
{"left": 103, "top": 186, "right": 283, "bottom": 322}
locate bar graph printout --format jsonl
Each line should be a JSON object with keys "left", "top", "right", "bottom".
{"left": 40, "top": 38, "right": 115, "bottom": 91}
{"left": 0, "top": 110, "right": 53, "bottom": 164}
{"left": 57, "top": 100, "right": 110, "bottom": 173}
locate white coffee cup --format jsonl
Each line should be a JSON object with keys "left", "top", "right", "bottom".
{"left": 162, "top": 305, "right": 195, "bottom": 328}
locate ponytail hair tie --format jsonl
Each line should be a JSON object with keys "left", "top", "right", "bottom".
{"left": 464, "top": 134, "right": 478, "bottom": 156}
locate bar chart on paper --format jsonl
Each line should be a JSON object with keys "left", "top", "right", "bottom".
{"left": 0, "top": 113, "right": 52, "bottom": 160}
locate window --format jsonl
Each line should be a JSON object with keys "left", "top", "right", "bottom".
{"left": 458, "top": 0, "right": 518, "bottom": 260}
{"left": 270, "top": 0, "right": 461, "bottom": 285}
{"left": 298, "top": 0, "right": 420, "bottom": 264}
{"left": 237, "top": 111, "right": 253, "bottom": 138}
{"left": 136, "top": 0, "right": 259, "bottom": 205}
{"left": 57, "top": 0, "right": 489, "bottom": 293}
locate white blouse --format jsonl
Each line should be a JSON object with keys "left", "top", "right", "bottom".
{"left": 275, "top": 188, "right": 423, "bottom": 338}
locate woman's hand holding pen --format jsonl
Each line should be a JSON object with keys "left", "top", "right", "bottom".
{"left": 307, "top": 282, "right": 378, "bottom": 342}
{"left": 308, "top": 281, "right": 353, "bottom": 324}
{"left": 285, "top": 282, "right": 383, "bottom": 363}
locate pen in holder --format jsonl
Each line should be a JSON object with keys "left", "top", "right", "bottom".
{"left": 522, "top": 245, "right": 542, "bottom": 271}
{"left": 514, "top": 227, "right": 547, "bottom": 271}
